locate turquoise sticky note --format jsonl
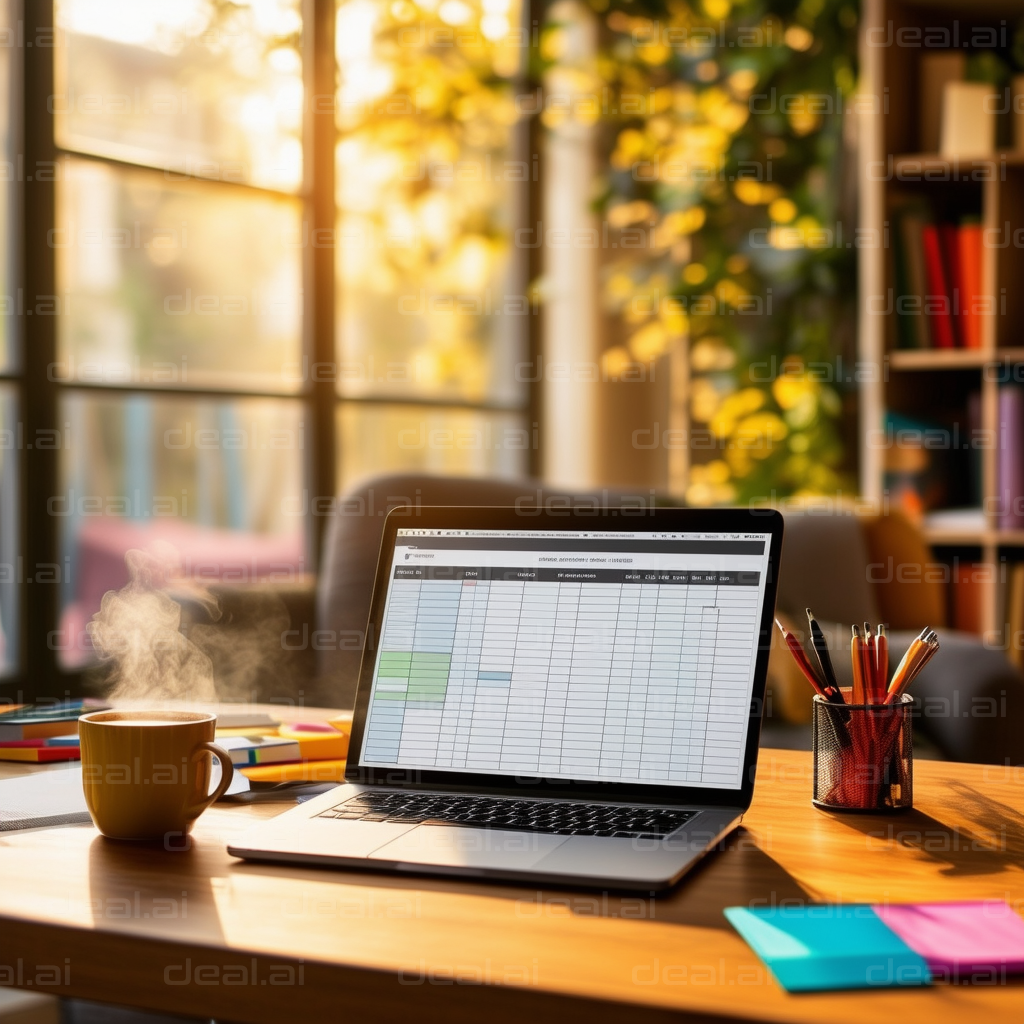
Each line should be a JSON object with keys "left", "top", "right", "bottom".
{"left": 724, "top": 905, "right": 932, "bottom": 993}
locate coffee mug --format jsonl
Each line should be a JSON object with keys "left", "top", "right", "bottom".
{"left": 79, "top": 710, "right": 234, "bottom": 841}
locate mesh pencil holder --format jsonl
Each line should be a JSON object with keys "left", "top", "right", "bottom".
{"left": 811, "top": 694, "right": 913, "bottom": 813}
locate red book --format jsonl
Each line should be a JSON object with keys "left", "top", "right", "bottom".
{"left": 953, "top": 563, "right": 984, "bottom": 635}
{"left": 958, "top": 223, "right": 984, "bottom": 349}
{"left": 939, "top": 223, "right": 963, "bottom": 347}
{"left": 921, "top": 224, "right": 957, "bottom": 348}
{"left": 0, "top": 747, "right": 81, "bottom": 763}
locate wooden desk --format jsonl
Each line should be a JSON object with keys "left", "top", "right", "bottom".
{"left": 1, "top": 730, "right": 1022, "bottom": 1023}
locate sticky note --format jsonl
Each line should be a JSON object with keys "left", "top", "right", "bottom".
{"left": 875, "top": 901, "right": 1024, "bottom": 977}
{"left": 724, "top": 904, "right": 932, "bottom": 993}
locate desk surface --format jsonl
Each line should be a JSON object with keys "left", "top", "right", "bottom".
{"left": 1, "top": 706, "right": 1022, "bottom": 1024}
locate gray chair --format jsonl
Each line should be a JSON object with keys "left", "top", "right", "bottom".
{"left": 315, "top": 476, "right": 1024, "bottom": 764}
{"left": 775, "top": 508, "right": 1024, "bottom": 765}
{"left": 316, "top": 473, "right": 645, "bottom": 707}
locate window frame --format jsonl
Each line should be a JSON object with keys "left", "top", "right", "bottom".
{"left": 7, "top": 0, "right": 540, "bottom": 700}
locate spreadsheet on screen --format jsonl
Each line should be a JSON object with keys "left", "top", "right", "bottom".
{"left": 359, "top": 528, "right": 772, "bottom": 789}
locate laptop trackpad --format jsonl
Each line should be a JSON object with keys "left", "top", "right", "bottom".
{"left": 367, "top": 825, "right": 567, "bottom": 870}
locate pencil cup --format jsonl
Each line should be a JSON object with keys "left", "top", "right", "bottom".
{"left": 811, "top": 694, "right": 913, "bottom": 813}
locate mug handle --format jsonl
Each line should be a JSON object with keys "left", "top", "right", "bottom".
{"left": 187, "top": 741, "right": 235, "bottom": 818}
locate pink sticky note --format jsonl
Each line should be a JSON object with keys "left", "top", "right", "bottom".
{"left": 875, "top": 901, "right": 1024, "bottom": 975}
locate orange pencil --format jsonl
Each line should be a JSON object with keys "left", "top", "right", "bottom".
{"left": 851, "top": 625, "right": 866, "bottom": 704}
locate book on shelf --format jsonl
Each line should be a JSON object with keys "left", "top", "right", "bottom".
{"left": 952, "top": 563, "right": 984, "bottom": 635}
{"left": 920, "top": 52, "right": 966, "bottom": 153}
{"left": 892, "top": 201, "right": 983, "bottom": 350}
{"left": 1006, "top": 564, "right": 1024, "bottom": 670}
{"left": 998, "top": 386, "right": 1024, "bottom": 530}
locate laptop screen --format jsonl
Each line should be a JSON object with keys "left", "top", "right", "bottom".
{"left": 358, "top": 528, "right": 772, "bottom": 790}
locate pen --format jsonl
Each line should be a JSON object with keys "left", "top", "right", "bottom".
{"left": 775, "top": 619, "right": 826, "bottom": 696}
{"left": 863, "top": 622, "right": 879, "bottom": 702}
{"left": 776, "top": 619, "right": 846, "bottom": 705}
{"left": 876, "top": 623, "right": 889, "bottom": 697}
{"left": 887, "top": 631, "right": 939, "bottom": 703}
{"left": 805, "top": 608, "right": 840, "bottom": 692}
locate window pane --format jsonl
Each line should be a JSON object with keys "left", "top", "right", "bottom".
{"left": 0, "top": 385, "right": 17, "bottom": 675}
{"left": 54, "top": 0, "right": 304, "bottom": 192}
{"left": 337, "top": 402, "right": 527, "bottom": 493}
{"left": 57, "top": 392, "right": 307, "bottom": 668}
{"left": 335, "top": 0, "right": 528, "bottom": 406}
{"left": 56, "top": 158, "right": 303, "bottom": 393}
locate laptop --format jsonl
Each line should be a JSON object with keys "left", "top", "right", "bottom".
{"left": 228, "top": 505, "right": 784, "bottom": 891}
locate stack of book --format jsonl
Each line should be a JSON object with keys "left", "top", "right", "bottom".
{"left": 0, "top": 702, "right": 105, "bottom": 762}
{"left": 893, "top": 202, "right": 984, "bottom": 350}
{"left": 0, "top": 705, "right": 353, "bottom": 778}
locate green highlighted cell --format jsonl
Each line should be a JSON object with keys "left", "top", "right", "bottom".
{"left": 375, "top": 652, "right": 452, "bottom": 702}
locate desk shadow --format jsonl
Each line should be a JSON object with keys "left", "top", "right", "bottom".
{"left": 825, "top": 784, "right": 1024, "bottom": 878}
{"left": 230, "top": 826, "right": 807, "bottom": 930}
{"left": 88, "top": 833, "right": 226, "bottom": 941}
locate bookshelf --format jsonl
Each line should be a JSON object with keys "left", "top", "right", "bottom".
{"left": 859, "top": 0, "right": 1024, "bottom": 643}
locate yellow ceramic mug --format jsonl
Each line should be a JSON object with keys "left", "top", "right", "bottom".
{"left": 79, "top": 710, "right": 234, "bottom": 841}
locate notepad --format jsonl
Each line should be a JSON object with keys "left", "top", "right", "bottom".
{"left": 724, "top": 905, "right": 932, "bottom": 993}
{"left": 875, "top": 901, "right": 1024, "bottom": 977}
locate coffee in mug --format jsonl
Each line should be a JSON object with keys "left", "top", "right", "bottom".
{"left": 78, "top": 710, "right": 234, "bottom": 841}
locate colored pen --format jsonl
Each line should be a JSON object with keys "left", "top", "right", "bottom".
{"left": 876, "top": 623, "right": 889, "bottom": 697}
{"left": 776, "top": 619, "right": 845, "bottom": 704}
{"left": 887, "top": 632, "right": 939, "bottom": 703}
{"left": 805, "top": 608, "right": 840, "bottom": 691}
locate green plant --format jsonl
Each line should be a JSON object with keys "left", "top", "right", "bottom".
{"left": 543, "top": 0, "right": 858, "bottom": 503}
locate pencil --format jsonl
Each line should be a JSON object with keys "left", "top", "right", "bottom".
{"left": 851, "top": 625, "right": 866, "bottom": 704}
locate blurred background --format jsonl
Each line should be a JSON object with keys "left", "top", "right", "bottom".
{"left": 0, "top": 0, "right": 860, "bottom": 694}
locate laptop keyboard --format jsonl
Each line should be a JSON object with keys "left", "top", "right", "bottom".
{"left": 317, "top": 792, "right": 697, "bottom": 839}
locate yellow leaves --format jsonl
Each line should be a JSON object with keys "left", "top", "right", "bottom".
{"left": 713, "top": 278, "right": 748, "bottom": 306}
{"left": 702, "top": 0, "right": 731, "bottom": 18}
{"left": 629, "top": 322, "right": 669, "bottom": 361}
{"left": 662, "top": 207, "right": 706, "bottom": 237}
{"left": 690, "top": 336, "right": 736, "bottom": 372}
{"left": 784, "top": 25, "right": 813, "bottom": 51}
{"left": 725, "top": 254, "right": 748, "bottom": 274}
{"left": 605, "top": 272, "right": 634, "bottom": 305}
{"left": 731, "top": 413, "right": 789, "bottom": 466}
{"left": 768, "top": 197, "right": 797, "bottom": 223}
{"left": 690, "top": 378, "right": 722, "bottom": 423}
{"left": 607, "top": 200, "right": 656, "bottom": 228}
{"left": 638, "top": 41, "right": 672, "bottom": 66}
{"left": 682, "top": 262, "right": 707, "bottom": 285}
{"left": 787, "top": 93, "right": 824, "bottom": 136}
{"left": 610, "top": 128, "right": 648, "bottom": 169}
{"left": 772, "top": 357, "right": 819, "bottom": 429}
{"left": 727, "top": 68, "right": 758, "bottom": 98}
{"left": 767, "top": 214, "right": 827, "bottom": 249}
{"left": 710, "top": 387, "right": 764, "bottom": 438}
{"left": 733, "top": 179, "right": 781, "bottom": 205}
{"left": 686, "top": 460, "right": 736, "bottom": 507}
{"left": 601, "top": 345, "right": 633, "bottom": 377}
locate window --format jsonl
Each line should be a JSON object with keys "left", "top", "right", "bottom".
{"left": 6, "top": 0, "right": 534, "bottom": 693}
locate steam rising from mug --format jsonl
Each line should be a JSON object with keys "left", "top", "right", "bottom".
{"left": 86, "top": 543, "right": 293, "bottom": 702}
{"left": 87, "top": 544, "right": 219, "bottom": 702}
